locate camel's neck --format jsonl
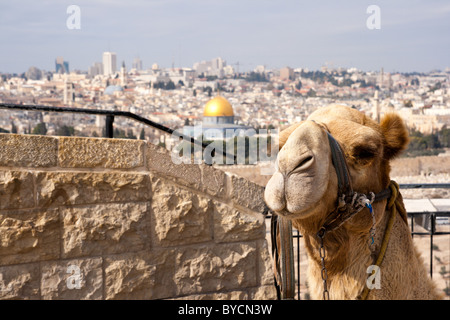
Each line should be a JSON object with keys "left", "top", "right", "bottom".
{"left": 294, "top": 199, "right": 441, "bottom": 300}
{"left": 293, "top": 206, "right": 391, "bottom": 299}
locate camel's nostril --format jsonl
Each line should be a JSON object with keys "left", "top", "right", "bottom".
{"left": 295, "top": 155, "right": 313, "bottom": 171}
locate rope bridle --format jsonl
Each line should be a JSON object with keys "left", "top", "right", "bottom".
{"left": 271, "top": 128, "right": 399, "bottom": 300}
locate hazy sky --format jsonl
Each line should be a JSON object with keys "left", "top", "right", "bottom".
{"left": 0, "top": 0, "right": 449, "bottom": 74}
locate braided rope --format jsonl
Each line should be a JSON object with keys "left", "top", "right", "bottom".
{"left": 360, "top": 181, "right": 399, "bottom": 300}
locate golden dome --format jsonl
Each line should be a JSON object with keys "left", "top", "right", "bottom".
{"left": 203, "top": 96, "right": 234, "bottom": 117}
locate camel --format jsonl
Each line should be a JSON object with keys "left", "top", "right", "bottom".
{"left": 264, "top": 104, "right": 443, "bottom": 300}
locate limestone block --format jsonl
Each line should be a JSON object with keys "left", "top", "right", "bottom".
{"left": 0, "top": 263, "right": 40, "bottom": 300}
{"left": 58, "top": 137, "right": 144, "bottom": 168}
{"left": 248, "top": 285, "right": 277, "bottom": 300}
{"left": 0, "top": 170, "right": 35, "bottom": 210}
{"left": 40, "top": 258, "right": 103, "bottom": 300}
{"left": 147, "top": 143, "right": 202, "bottom": 191}
{"left": 147, "top": 144, "right": 227, "bottom": 198}
{"left": 0, "top": 134, "right": 58, "bottom": 167}
{"left": 151, "top": 178, "right": 213, "bottom": 246}
{"left": 36, "top": 171, "right": 151, "bottom": 208}
{"left": 199, "top": 163, "right": 226, "bottom": 196}
{"left": 173, "top": 291, "right": 248, "bottom": 300}
{"left": 61, "top": 202, "right": 149, "bottom": 258}
{"left": 213, "top": 201, "right": 265, "bottom": 243}
{"left": 174, "top": 243, "right": 257, "bottom": 296}
{"left": 230, "top": 174, "right": 265, "bottom": 213}
{"left": 257, "top": 240, "right": 275, "bottom": 286}
{"left": 0, "top": 209, "right": 60, "bottom": 265}
{"left": 104, "top": 250, "right": 175, "bottom": 300}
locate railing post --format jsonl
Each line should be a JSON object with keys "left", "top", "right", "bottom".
{"left": 430, "top": 212, "right": 436, "bottom": 278}
{"left": 105, "top": 115, "right": 114, "bottom": 138}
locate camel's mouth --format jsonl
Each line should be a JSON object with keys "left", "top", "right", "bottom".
{"left": 274, "top": 208, "right": 294, "bottom": 218}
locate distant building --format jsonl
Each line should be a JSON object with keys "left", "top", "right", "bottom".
{"left": 132, "top": 57, "right": 143, "bottom": 70}
{"left": 26, "top": 66, "right": 43, "bottom": 80}
{"left": 280, "top": 67, "right": 294, "bottom": 81}
{"left": 103, "top": 52, "right": 117, "bottom": 76}
{"left": 88, "top": 62, "right": 104, "bottom": 77}
{"left": 183, "top": 95, "right": 253, "bottom": 140}
{"left": 55, "top": 57, "right": 69, "bottom": 74}
{"left": 193, "top": 57, "right": 226, "bottom": 78}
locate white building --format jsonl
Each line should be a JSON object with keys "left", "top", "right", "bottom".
{"left": 103, "top": 52, "right": 117, "bottom": 76}
{"left": 193, "top": 57, "right": 226, "bottom": 78}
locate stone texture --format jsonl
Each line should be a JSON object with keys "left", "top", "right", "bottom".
{"left": 174, "top": 243, "right": 257, "bottom": 296}
{"left": 174, "top": 291, "right": 248, "bottom": 300}
{"left": 104, "top": 250, "right": 175, "bottom": 300}
{"left": 147, "top": 143, "right": 203, "bottom": 191}
{"left": 0, "top": 263, "right": 40, "bottom": 299}
{"left": 40, "top": 258, "right": 103, "bottom": 300}
{"left": 230, "top": 174, "right": 265, "bottom": 213}
{"left": 36, "top": 171, "right": 151, "bottom": 208}
{"left": 151, "top": 178, "right": 213, "bottom": 246}
{"left": 58, "top": 136, "right": 144, "bottom": 168}
{"left": 257, "top": 240, "right": 275, "bottom": 286}
{"left": 0, "top": 209, "right": 60, "bottom": 265}
{"left": 213, "top": 201, "right": 265, "bottom": 243}
{"left": 199, "top": 163, "right": 226, "bottom": 196}
{"left": 249, "top": 285, "right": 277, "bottom": 300}
{"left": 0, "top": 170, "right": 35, "bottom": 210}
{"left": 147, "top": 143, "right": 227, "bottom": 198}
{"left": 0, "top": 134, "right": 58, "bottom": 167}
{"left": 61, "top": 203, "right": 149, "bottom": 258}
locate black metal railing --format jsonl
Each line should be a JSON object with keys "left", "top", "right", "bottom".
{"left": 268, "top": 183, "right": 450, "bottom": 300}
{"left": 0, "top": 103, "right": 236, "bottom": 163}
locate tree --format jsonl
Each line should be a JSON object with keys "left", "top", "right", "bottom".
{"left": 403, "top": 100, "right": 413, "bottom": 108}
{"left": 165, "top": 80, "right": 175, "bottom": 90}
{"left": 32, "top": 122, "right": 47, "bottom": 135}
{"left": 439, "top": 127, "right": 450, "bottom": 148}
{"left": 55, "top": 125, "right": 75, "bottom": 136}
{"left": 295, "top": 80, "right": 302, "bottom": 90}
{"left": 126, "top": 129, "right": 136, "bottom": 139}
{"left": 11, "top": 121, "right": 17, "bottom": 134}
{"left": 139, "top": 128, "right": 145, "bottom": 140}
{"left": 307, "top": 88, "right": 316, "bottom": 97}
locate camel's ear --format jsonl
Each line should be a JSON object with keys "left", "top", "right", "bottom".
{"left": 278, "top": 122, "right": 303, "bottom": 150}
{"left": 380, "top": 113, "right": 409, "bottom": 159}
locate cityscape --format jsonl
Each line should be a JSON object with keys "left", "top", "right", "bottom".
{"left": 1, "top": 53, "right": 449, "bottom": 152}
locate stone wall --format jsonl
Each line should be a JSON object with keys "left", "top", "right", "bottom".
{"left": 0, "top": 133, "right": 276, "bottom": 300}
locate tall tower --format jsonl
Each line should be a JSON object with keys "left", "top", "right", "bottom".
{"left": 372, "top": 90, "right": 380, "bottom": 123}
{"left": 55, "top": 57, "right": 69, "bottom": 74}
{"left": 103, "top": 52, "right": 117, "bottom": 76}
{"left": 120, "top": 61, "right": 126, "bottom": 86}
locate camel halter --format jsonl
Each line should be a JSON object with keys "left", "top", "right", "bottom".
{"left": 271, "top": 130, "right": 396, "bottom": 300}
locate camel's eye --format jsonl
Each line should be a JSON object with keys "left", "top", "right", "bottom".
{"left": 355, "top": 147, "right": 376, "bottom": 159}
{"left": 351, "top": 144, "right": 378, "bottom": 164}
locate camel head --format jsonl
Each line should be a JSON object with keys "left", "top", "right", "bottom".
{"left": 265, "top": 105, "right": 409, "bottom": 229}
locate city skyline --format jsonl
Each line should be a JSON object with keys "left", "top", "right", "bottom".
{"left": 0, "top": 0, "right": 449, "bottom": 74}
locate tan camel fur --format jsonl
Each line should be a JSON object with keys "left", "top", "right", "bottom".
{"left": 265, "top": 105, "right": 443, "bottom": 300}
